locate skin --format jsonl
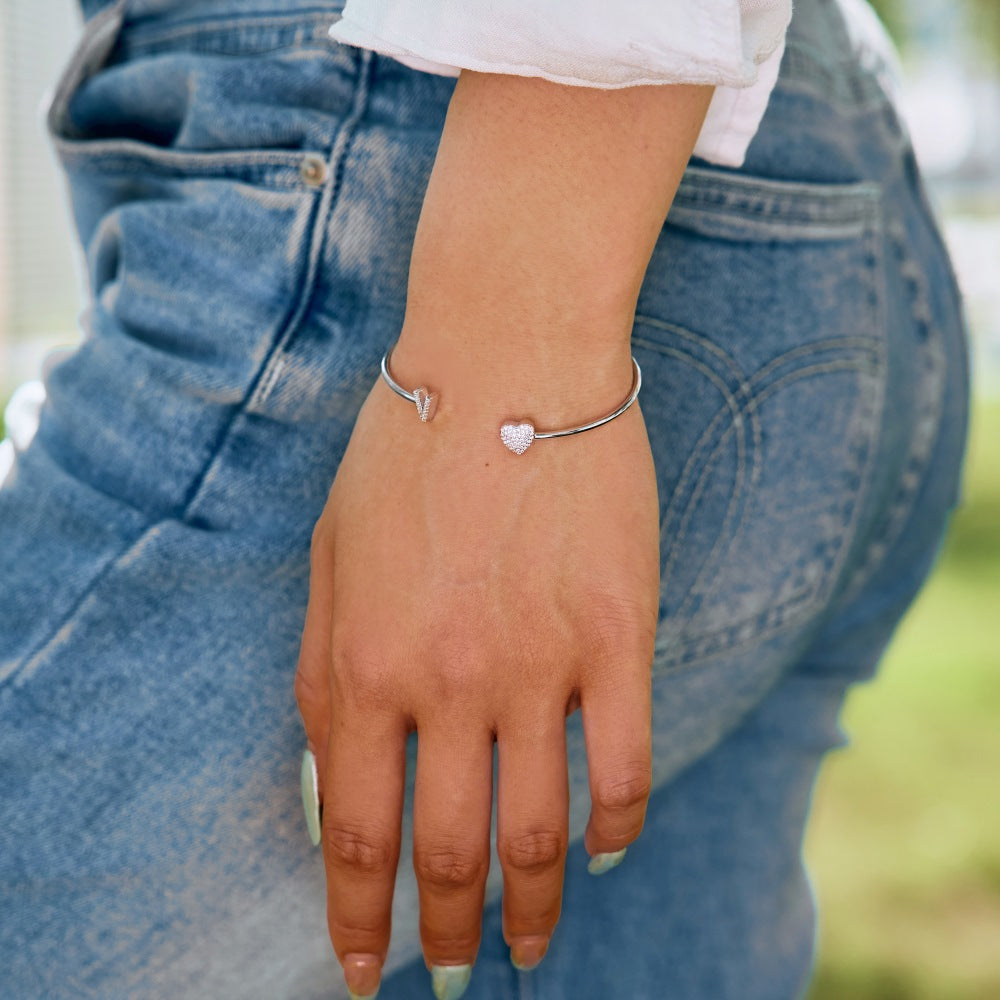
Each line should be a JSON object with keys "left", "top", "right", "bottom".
{"left": 295, "top": 70, "right": 714, "bottom": 998}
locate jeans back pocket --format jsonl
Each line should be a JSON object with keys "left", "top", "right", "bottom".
{"left": 635, "top": 167, "right": 887, "bottom": 673}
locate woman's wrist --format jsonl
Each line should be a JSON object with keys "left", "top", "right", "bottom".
{"left": 383, "top": 71, "right": 712, "bottom": 433}
{"left": 396, "top": 231, "right": 640, "bottom": 430}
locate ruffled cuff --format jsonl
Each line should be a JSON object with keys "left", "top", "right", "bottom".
{"left": 328, "top": 0, "right": 791, "bottom": 165}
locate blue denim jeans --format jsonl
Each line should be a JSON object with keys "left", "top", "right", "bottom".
{"left": 0, "top": 0, "right": 970, "bottom": 997}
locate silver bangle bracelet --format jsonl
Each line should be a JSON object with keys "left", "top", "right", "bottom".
{"left": 379, "top": 343, "right": 642, "bottom": 455}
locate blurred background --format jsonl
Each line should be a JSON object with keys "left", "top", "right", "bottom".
{"left": 1, "top": 1, "right": 997, "bottom": 996}
{"left": 803, "top": 2, "right": 1000, "bottom": 997}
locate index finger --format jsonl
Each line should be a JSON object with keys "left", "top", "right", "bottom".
{"left": 322, "top": 688, "right": 408, "bottom": 999}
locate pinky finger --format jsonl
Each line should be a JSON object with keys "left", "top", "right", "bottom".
{"left": 580, "top": 669, "right": 652, "bottom": 874}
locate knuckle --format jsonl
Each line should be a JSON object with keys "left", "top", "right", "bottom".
{"left": 328, "top": 914, "right": 384, "bottom": 946}
{"left": 324, "top": 824, "right": 394, "bottom": 874}
{"left": 426, "top": 638, "right": 489, "bottom": 701}
{"left": 499, "top": 829, "right": 567, "bottom": 875}
{"left": 330, "top": 640, "right": 394, "bottom": 707}
{"left": 426, "top": 659, "right": 474, "bottom": 703}
{"left": 584, "top": 622, "right": 634, "bottom": 665}
{"left": 581, "top": 598, "right": 655, "bottom": 663}
{"left": 310, "top": 516, "right": 332, "bottom": 555}
{"left": 293, "top": 669, "right": 325, "bottom": 710}
{"left": 594, "top": 768, "right": 652, "bottom": 814}
{"left": 421, "top": 930, "right": 480, "bottom": 956}
{"left": 414, "top": 845, "right": 486, "bottom": 891}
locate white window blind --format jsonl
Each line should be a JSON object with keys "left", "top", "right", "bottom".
{"left": 1, "top": 0, "right": 83, "bottom": 392}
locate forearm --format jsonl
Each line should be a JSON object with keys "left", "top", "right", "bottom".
{"left": 391, "top": 71, "right": 714, "bottom": 430}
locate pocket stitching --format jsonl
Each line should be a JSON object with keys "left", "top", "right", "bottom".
{"left": 655, "top": 352, "right": 881, "bottom": 642}
{"left": 46, "top": 2, "right": 345, "bottom": 187}
{"left": 639, "top": 329, "right": 883, "bottom": 615}
{"left": 669, "top": 167, "right": 881, "bottom": 241}
{"left": 640, "top": 202, "right": 888, "bottom": 673}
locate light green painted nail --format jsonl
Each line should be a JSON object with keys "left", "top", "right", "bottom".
{"left": 300, "top": 748, "right": 321, "bottom": 847}
{"left": 431, "top": 964, "right": 472, "bottom": 1000}
{"left": 348, "top": 992, "right": 378, "bottom": 1000}
{"left": 509, "top": 935, "right": 548, "bottom": 972}
{"left": 587, "top": 848, "right": 627, "bottom": 876}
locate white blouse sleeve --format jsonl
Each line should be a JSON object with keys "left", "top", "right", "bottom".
{"left": 327, "top": 0, "right": 792, "bottom": 167}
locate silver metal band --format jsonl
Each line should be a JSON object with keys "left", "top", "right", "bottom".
{"left": 380, "top": 347, "right": 439, "bottom": 422}
{"left": 379, "top": 343, "right": 642, "bottom": 455}
{"left": 532, "top": 356, "right": 642, "bottom": 439}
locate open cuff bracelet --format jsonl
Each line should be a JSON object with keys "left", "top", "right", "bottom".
{"left": 379, "top": 343, "right": 642, "bottom": 455}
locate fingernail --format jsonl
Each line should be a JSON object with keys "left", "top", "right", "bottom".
{"left": 430, "top": 964, "right": 472, "bottom": 1000}
{"left": 509, "top": 936, "right": 548, "bottom": 972}
{"left": 343, "top": 953, "right": 381, "bottom": 998}
{"left": 300, "top": 748, "right": 321, "bottom": 847}
{"left": 587, "top": 848, "right": 627, "bottom": 876}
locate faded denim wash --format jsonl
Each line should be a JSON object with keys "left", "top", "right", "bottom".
{"left": 0, "top": 0, "right": 969, "bottom": 997}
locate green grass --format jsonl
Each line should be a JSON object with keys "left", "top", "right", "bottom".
{"left": 805, "top": 400, "right": 1000, "bottom": 999}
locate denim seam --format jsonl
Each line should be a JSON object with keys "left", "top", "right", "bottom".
{"left": 675, "top": 385, "right": 760, "bottom": 623}
{"left": 653, "top": 356, "right": 883, "bottom": 669}
{"left": 52, "top": 147, "right": 328, "bottom": 183}
{"left": 667, "top": 210, "right": 872, "bottom": 244}
{"left": 117, "top": 9, "right": 345, "bottom": 54}
{"left": 829, "top": 211, "right": 949, "bottom": 607}
{"left": 678, "top": 169, "right": 882, "bottom": 209}
{"left": 632, "top": 326, "right": 745, "bottom": 561}
{"left": 654, "top": 589, "right": 816, "bottom": 676}
{"left": 641, "top": 333, "right": 880, "bottom": 590}
{"left": 770, "top": 218, "right": 887, "bottom": 634}
{"left": 634, "top": 315, "right": 746, "bottom": 375}
{"left": 634, "top": 321, "right": 752, "bottom": 579}
{"left": 673, "top": 172, "right": 881, "bottom": 228}
{"left": 180, "top": 49, "right": 375, "bottom": 515}
{"left": 647, "top": 345, "right": 747, "bottom": 583}
{"left": 652, "top": 204, "right": 887, "bottom": 669}
{"left": 670, "top": 190, "right": 874, "bottom": 225}
{"left": 48, "top": 1, "right": 333, "bottom": 185}
{"left": 662, "top": 365, "right": 751, "bottom": 602}
{"left": 5, "top": 53, "right": 376, "bottom": 686}
{"left": 6, "top": 520, "right": 156, "bottom": 689}
{"left": 680, "top": 355, "right": 876, "bottom": 599}
{"left": 633, "top": 314, "right": 878, "bottom": 364}
{"left": 245, "top": 86, "right": 374, "bottom": 408}
{"left": 46, "top": 0, "right": 127, "bottom": 139}
{"left": 672, "top": 339, "right": 882, "bottom": 620}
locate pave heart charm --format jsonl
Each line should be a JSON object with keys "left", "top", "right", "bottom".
{"left": 500, "top": 421, "right": 536, "bottom": 455}
{"left": 413, "top": 386, "right": 437, "bottom": 422}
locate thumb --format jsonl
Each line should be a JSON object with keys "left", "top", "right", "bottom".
{"left": 294, "top": 521, "right": 335, "bottom": 816}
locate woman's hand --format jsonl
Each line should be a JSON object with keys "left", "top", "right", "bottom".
{"left": 296, "top": 65, "right": 710, "bottom": 997}
{"left": 295, "top": 357, "right": 661, "bottom": 997}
